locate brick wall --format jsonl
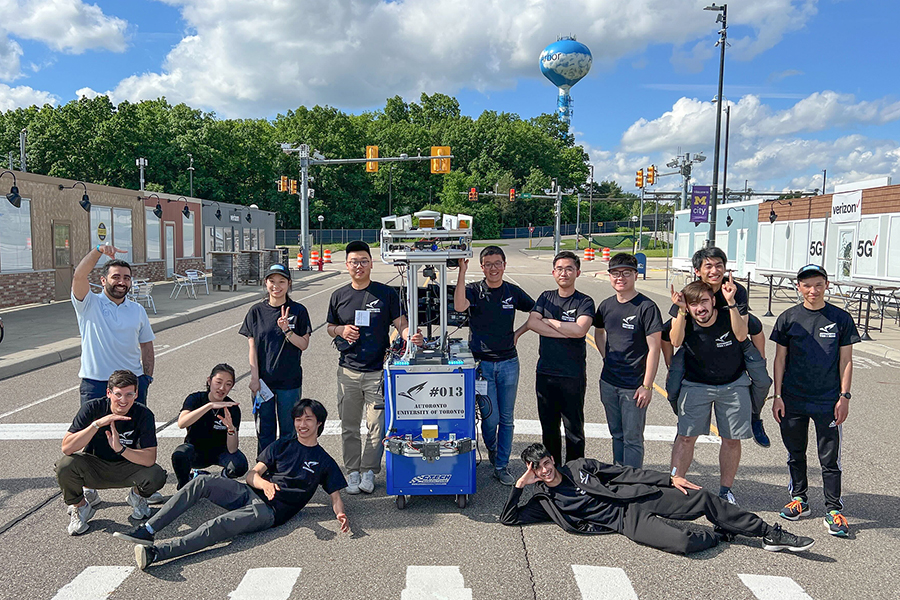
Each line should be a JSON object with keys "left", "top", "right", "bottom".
{"left": 0, "top": 270, "right": 56, "bottom": 308}
{"left": 176, "top": 258, "right": 205, "bottom": 273}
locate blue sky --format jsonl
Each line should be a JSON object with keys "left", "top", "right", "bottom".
{"left": 1, "top": 0, "right": 897, "bottom": 195}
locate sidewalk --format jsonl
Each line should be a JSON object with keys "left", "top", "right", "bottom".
{"left": 0, "top": 270, "right": 338, "bottom": 381}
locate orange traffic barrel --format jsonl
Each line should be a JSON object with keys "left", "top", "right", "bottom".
{"left": 602, "top": 247, "right": 611, "bottom": 261}
{"left": 310, "top": 249, "right": 320, "bottom": 263}
{"left": 583, "top": 247, "right": 594, "bottom": 261}
{"left": 296, "top": 252, "right": 302, "bottom": 269}
{"left": 323, "top": 248, "right": 333, "bottom": 264}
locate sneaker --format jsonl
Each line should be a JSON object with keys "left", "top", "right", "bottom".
{"left": 718, "top": 490, "right": 738, "bottom": 506}
{"left": 147, "top": 492, "right": 166, "bottom": 505}
{"left": 66, "top": 502, "right": 95, "bottom": 536}
{"left": 113, "top": 524, "right": 155, "bottom": 546}
{"left": 125, "top": 488, "right": 151, "bottom": 520}
{"left": 346, "top": 471, "right": 361, "bottom": 495}
{"left": 824, "top": 510, "right": 850, "bottom": 537}
{"left": 134, "top": 544, "right": 158, "bottom": 570}
{"left": 83, "top": 488, "right": 101, "bottom": 508}
{"left": 763, "top": 523, "right": 815, "bottom": 552}
{"left": 751, "top": 418, "right": 771, "bottom": 448}
{"left": 713, "top": 526, "right": 736, "bottom": 543}
{"left": 780, "top": 497, "right": 810, "bottom": 521}
{"left": 359, "top": 470, "right": 375, "bottom": 494}
{"left": 493, "top": 468, "right": 515, "bottom": 486}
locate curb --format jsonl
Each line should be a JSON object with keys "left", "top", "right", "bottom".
{"left": 0, "top": 271, "right": 338, "bottom": 382}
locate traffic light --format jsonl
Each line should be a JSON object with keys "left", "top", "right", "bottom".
{"left": 509, "top": 188, "right": 516, "bottom": 202}
{"left": 647, "top": 165, "right": 656, "bottom": 186}
{"left": 278, "top": 175, "right": 288, "bottom": 192}
{"left": 430, "top": 146, "right": 451, "bottom": 174}
{"left": 635, "top": 169, "right": 644, "bottom": 189}
{"left": 366, "top": 145, "right": 379, "bottom": 172}
{"left": 468, "top": 187, "right": 478, "bottom": 202}
{"left": 289, "top": 179, "right": 298, "bottom": 195}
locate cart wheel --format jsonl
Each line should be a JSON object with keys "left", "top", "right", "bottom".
{"left": 396, "top": 495, "right": 407, "bottom": 510}
{"left": 456, "top": 494, "right": 467, "bottom": 509}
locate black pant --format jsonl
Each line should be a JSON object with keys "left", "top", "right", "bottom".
{"left": 535, "top": 373, "right": 586, "bottom": 465}
{"left": 779, "top": 406, "right": 842, "bottom": 511}
{"left": 171, "top": 443, "right": 249, "bottom": 489}
{"left": 622, "top": 488, "right": 770, "bottom": 554}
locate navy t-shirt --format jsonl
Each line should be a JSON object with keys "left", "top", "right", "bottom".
{"left": 327, "top": 281, "right": 403, "bottom": 372}
{"left": 669, "top": 281, "right": 749, "bottom": 318}
{"left": 181, "top": 391, "right": 241, "bottom": 458}
{"left": 663, "top": 308, "right": 745, "bottom": 385}
{"left": 770, "top": 302, "right": 860, "bottom": 411}
{"left": 239, "top": 299, "right": 312, "bottom": 389}
{"left": 254, "top": 438, "right": 347, "bottom": 526}
{"left": 533, "top": 289, "right": 595, "bottom": 378}
{"left": 68, "top": 399, "right": 157, "bottom": 462}
{"left": 465, "top": 280, "right": 534, "bottom": 362}
{"left": 594, "top": 293, "right": 663, "bottom": 388}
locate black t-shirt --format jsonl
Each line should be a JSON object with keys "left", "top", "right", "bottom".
{"left": 533, "top": 289, "right": 595, "bottom": 378}
{"left": 594, "top": 293, "right": 663, "bottom": 388}
{"left": 254, "top": 437, "right": 347, "bottom": 526}
{"left": 547, "top": 476, "right": 624, "bottom": 530}
{"left": 327, "top": 281, "right": 403, "bottom": 372}
{"left": 239, "top": 299, "right": 312, "bottom": 389}
{"left": 663, "top": 308, "right": 745, "bottom": 385}
{"left": 669, "top": 281, "right": 749, "bottom": 318}
{"left": 68, "top": 399, "right": 157, "bottom": 463}
{"left": 465, "top": 280, "right": 534, "bottom": 362}
{"left": 748, "top": 313, "right": 763, "bottom": 336}
{"left": 770, "top": 302, "right": 860, "bottom": 410}
{"left": 181, "top": 391, "right": 242, "bottom": 457}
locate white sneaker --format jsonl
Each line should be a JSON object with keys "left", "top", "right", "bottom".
{"left": 67, "top": 502, "right": 95, "bottom": 535}
{"left": 125, "top": 488, "right": 151, "bottom": 519}
{"left": 346, "top": 471, "right": 361, "bottom": 495}
{"left": 83, "top": 488, "right": 101, "bottom": 508}
{"left": 359, "top": 470, "right": 375, "bottom": 494}
{"left": 146, "top": 491, "right": 165, "bottom": 505}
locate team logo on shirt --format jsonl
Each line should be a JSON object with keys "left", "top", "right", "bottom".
{"left": 621, "top": 315, "right": 637, "bottom": 330}
{"left": 562, "top": 308, "right": 577, "bottom": 322}
{"left": 118, "top": 430, "right": 134, "bottom": 447}
{"left": 399, "top": 381, "right": 428, "bottom": 401}
{"left": 366, "top": 299, "right": 381, "bottom": 313}
{"left": 576, "top": 470, "right": 589, "bottom": 495}
{"left": 819, "top": 323, "right": 837, "bottom": 338}
{"left": 302, "top": 461, "right": 319, "bottom": 473}
{"left": 501, "top": 296, "right": 515, "bottom": 309}
{"left": 715, "top": 332, "right": 733, "bottom": 348}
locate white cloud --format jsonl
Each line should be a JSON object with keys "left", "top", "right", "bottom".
{"left": 0, "top": 82, "right": 58, "bottom": 111}
{"left": 0, "top": 36, "right": 22, "bottom": 81}
{"left": 0, "top": 0, "right": 128, "bottom": 55}
{"left": 75, "top": 86, "right": 101, "bottom": 99}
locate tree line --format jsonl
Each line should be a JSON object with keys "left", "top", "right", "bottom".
{"left": 0, "top": 93, "right": 655, "bottom": 238}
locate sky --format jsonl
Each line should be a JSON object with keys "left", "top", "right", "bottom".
{"left": 0, "top": 0, "right": 897, "bottom": 195}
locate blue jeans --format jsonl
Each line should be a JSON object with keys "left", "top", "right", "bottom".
{"left": 479, "top": 357, "right": 520, "bottom": 470}
{"left": 255, "top": 387, "right": 300, "bottom": 455}
{"left": 80, "top": 374, "right": 151, "bottom": 406}
{"left": 600, "top": 380, "right": 648, "bottom": 469}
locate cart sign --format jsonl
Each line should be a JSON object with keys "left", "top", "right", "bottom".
{"left": 690, "top": 186, "right": 710, "bottom": 223}
{"left": 394, "top": 373, "right": 466, "bottom": 420}
{"left": 831, "top": 190, "right": 862, "bottom": 223}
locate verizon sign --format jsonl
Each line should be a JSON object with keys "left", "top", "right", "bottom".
{"left": 831, "top": 190, "right": 862, "bottom": 223}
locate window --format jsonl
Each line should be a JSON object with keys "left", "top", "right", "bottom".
{"left": 791, "top": 220, "right": 809, "bottom": 272}
{"left": 677, "top": 233, "right": 690, "bottom": 258}
{"left": 113, "top": 208, "right": 132, "bottom": 260}
{"left": 0, "top": 199, "right": 33, "bottom": 271}
{"left": 758, "top": 223, "right": 773, "bottom": 268}
{"left": 146, "top": 207, "right": 161, "bottom": 260}
{"left": 856, "top": 217, "right": 879, "bottom": 277}
{"left": 183, "top": 209, "right": 195, "bottom": 257}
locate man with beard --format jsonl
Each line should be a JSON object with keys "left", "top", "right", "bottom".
{"left": 72, "top": 245, "right": 156, "bottom": 406}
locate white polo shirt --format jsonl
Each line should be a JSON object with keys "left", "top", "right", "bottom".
{"left": 72, "top": 290, "right": 156, "bottom": 381}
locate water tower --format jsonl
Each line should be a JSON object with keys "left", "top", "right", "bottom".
{"left": 539, "top": 36, "right": 592, "bottom": 124}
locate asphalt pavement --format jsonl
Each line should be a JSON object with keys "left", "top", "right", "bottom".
{"left": 0, "top": 238, "right": 897, "bottom": 600}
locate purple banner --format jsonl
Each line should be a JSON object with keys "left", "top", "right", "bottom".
{"left": 690, "top": 185, "right": 710, "bottom": 223}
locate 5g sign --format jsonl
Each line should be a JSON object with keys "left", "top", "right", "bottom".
{"left": 856, "top": 239, "right": 876, "bottom": 258}
{"left": 809, "top": 241, "right": 823, "bottom": 257}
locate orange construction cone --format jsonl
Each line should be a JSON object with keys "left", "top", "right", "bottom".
{"left": 584, "top": 247, "right": 594, "bottom": 261}
{"left": 296, "top": 252, "right": 302, "bottom": 269}
{"left": 323, "top": 248, "right": 332, "bottom": 264}
{"left": 310, "top": 249, "right": 320, "bottom": 264}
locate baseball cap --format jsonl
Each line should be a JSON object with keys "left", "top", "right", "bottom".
{"left": 796, "top": 264, "right": 828, "bottom": 281}
{"left": 265, "top": 263, "right": 292, "bottom": 281}
{"left": 608, "top": 253, "right": 639, "bottom": 271}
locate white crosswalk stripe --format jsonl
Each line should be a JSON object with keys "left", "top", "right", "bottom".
{"left": 401, "top": 566, "right": 473, "bottom": 600}
{"left": 50, "top": 566, "right": 134, "bottom": 600}
{"left": 738, "top": 574, "right": 815, "bottom": 600}
{"left": 228, "top": 568, "right": 302, "bottom": 600}
{"left": 572, "top": 565, "right": 639, "bottom": 600}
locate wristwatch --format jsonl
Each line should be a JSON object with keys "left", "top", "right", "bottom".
{"left": 726, "top": 304, "right": 738, "bottom": 310}
{"left": 116, "top": 445, "right": 127, "bottom": 455}
{"left": 840, "top": 392, "right": 852, "bottom": 400}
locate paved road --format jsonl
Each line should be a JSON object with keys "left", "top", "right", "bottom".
{"left": 0, "top": 242, "right": 897, "bottom": 599}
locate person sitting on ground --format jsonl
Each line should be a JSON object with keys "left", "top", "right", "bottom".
{"left": 171, "top": 363, "right": 248, "bottom": 490}
{"left": 56, "top": 369, "right": 167, "bottom": 536}
{"left": 113, "top": 399, "right": 350, "bottom": 570}
{"left": 499, "top": 442, "right": 814, "bottom": 555}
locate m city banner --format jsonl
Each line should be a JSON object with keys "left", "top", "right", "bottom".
{"left": 394, "top": 373, "right": 466, "bottom": 420}
{"left": 690, "top": 185, "right": 710, "bottom": 223}
{"left": 831, "top": 190, "right": 863, "bottom": 223}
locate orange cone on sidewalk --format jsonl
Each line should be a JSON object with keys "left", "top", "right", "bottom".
{"left": 310, "top": 249, "right": 319, "bottom": 264}
{"left": 296, "top": 252, "right": 303, "bottom": 269}
{"left": 323, "top": 248, "right": 332, "bottom": 264}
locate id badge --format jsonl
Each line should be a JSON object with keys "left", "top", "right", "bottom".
{"left": 355, "top": 310, "right": 371, "bottom": 327}
{"left": 475, "top": 379, "right": 488, "bottom": 396}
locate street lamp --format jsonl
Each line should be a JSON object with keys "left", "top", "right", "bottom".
{"left": 725, "top": 206, "right": 744, "bottom": 227}
{"left": 1, "top": 170, "right": 21, "bottom": 208}
{"left": 704, "top": 2, "right": 728, "bottom": 246}
{"left": 168, "top": 196, "right": 191, "bottom": 219}
{"left": 147, "top": 193, "right": 163, "bottom": 219}
{"left": 317, "top": 215, "right": 324, "bottom": 271}
{"left": 631, "top": 215, "right": 639, "bottom": 254}
{"left": 58, "top": 181, "right": 91, "bottom": 212}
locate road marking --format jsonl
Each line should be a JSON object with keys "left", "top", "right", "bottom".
{"left": 571, "top": 565, "right": 638, "bottom": 600}
{"left": 401, "top": 566, "right": 472, "bottom": 600}
{"left": 738, "top": 574, "right": 814, "bottom": 600}
{"left": 228, "top": 567, "right": 302, "bottom": 600}
{"left": 0, "top": 280, "right": 347, "bottom": 422}
{"left": 51, "top": 566, "right": 134, "bottom": 600}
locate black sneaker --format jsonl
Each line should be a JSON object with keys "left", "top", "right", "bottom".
{"left": 135, "top": 544, "right": 158, "bottom": 570}
{"left": 713, "top": 526, "right": 736, "bottom": 543}
{"left": 763, "top": 523, "right": 815, "bottom": 552}
{"left": 113, "top": 524, "right": 155, "bottom": 546}
{"left": 751, "top": 418, "right": 771, "bottom": 448}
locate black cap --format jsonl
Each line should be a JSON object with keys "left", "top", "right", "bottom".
{"left": 265, "top": 263, "right": 292, "bottom": 281}
{"left": 608, "top": 252, "right": 638, "bottom": 271}
{"left": 796, "top": 263, "right": 828, "bottom": 281}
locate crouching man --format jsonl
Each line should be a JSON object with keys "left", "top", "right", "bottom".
{"left": 113, "top": 398, "right": 349, "bottom": 569}
{"left": 500, "top": 443, "right": 813, "bottom": 555}
{"left": 56, "top": 369, "right": 167, "bottom": 535}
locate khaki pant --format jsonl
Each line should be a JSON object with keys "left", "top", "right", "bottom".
{"left": 337, "top": 366, "right": 384, "bottom": 473}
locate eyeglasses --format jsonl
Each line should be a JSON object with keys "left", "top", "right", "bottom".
{"left": 348, "top": 260, "right": 371, "bottom": 267}
{"left": 608, "top": 270, "right": 635, "bottom": 279}
{"left": 111, "top": 391, "right": 137, "bottom": 400}
{"left": 482, "top": 261, "right": 505, "bottom": 270}
{"left": 554, "top": 266, "right": 577, "bottom": 274}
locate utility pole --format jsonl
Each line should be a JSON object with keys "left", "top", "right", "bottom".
{"left": 705, "top": 2, "right": 728, "bottom": 247}
{"left": 136, "top": 157, "right": 147, "bottom": 191}
{"left": 187, "top": 153, "right": 194, "bottom": 197}
{"left": 19, "top": 129, "right": 27, "bottom": 172}
{"left": 575, "top": 193, "right": 581, "bottom": 251}
{"left": 638, "top": 187, "right": 645, "bottom": 251}
{"left": 587, "top": 165, "right": 594, "bottom": 248}
{"left": 553, "top": 178, "right": 562, "bottom": 256}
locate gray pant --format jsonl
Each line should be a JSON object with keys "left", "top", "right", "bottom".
{"left": 148, "top": 475, "right": 275, "bottom": 562}
{"left": 599, "top": 380, "right": 647, "bottom": 469}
